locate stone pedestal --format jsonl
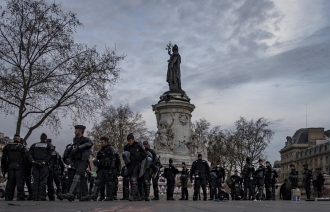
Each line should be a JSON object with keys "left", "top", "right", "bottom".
{"left": 152, "top": 91, "right": 202, "bottom": 167}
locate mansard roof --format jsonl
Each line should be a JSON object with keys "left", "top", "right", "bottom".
{"left": 291, "top": 128, "right": 308, "bottom": 144}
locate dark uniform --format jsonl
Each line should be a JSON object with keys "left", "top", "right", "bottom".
{"left": 144, "top": 145, "right": 158, "bottom": 201}
{"left": 61, "top": 170, "right": 69, "bottom": 194}
{"left": 151, "top": 155, "right": 162, "bottom": 200}
{"left": 280, "top": 179, "right": 291, "bottom": 200}
{"left": 242, "top": 157, "right": 255, "bottom": 200}
{"left": 20, "top": 139, "right": 33, "bottom": 200}
{"left": 62, "top": 143, "right": 75, "bottom": 191}
{"left": 255, "top": 160, "right": 266, "bottom": 200}
{"left": 302, "top": 164, "right": 312, "bottom": 199}
{"left": 164, "top": 158, "right": 179, "bottom": 200}
{"left": 230, "top": 171, "right": 243, "bottom": 200}
{"left": 123, "top": 133, "right": 147, "bottom": 201}
{"left": 29, "top": 133, "right": 54, "bottom": 201}
{"left": 1, "top": 134, "right": 27, "bottom": 201}
{"left": 315, "top": 168, "right": 325, "bottom": 197}
{"left": 288, "top": 164, "right": 298, "bottom": 190}
{"left": 209, "top": 165, "right": 225, "bottom": 200}
{"left": 120, "top": 165, "right": 129, "bottom": 200}
{"left": 265, "top": 162, "right": 277, "bottom": 200}
{"left": 94, "top": 143, "right": 121, "bottom": 201}
{"left": 61, "top": 125, "right": 93, "bottom": 201}
{"left": 46, "top": 139, "right": 62, "bottom": 201}
{"left": 190, "top": 155, "right": 210, "bottom": 201}
{"left": 179, "top": 163, "right": 189, "bottom": 200}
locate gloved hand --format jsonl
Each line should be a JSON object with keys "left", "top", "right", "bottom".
{"left": 71, "top": 147, "right": 78, "bottom": 154}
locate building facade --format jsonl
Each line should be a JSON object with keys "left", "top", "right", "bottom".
{"left": 279, "top": 128, "right": 330, "bottom": 182}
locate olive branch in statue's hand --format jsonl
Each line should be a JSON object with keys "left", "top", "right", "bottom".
{"left": 166, "top": 41, "right": 173, "bottom": 56}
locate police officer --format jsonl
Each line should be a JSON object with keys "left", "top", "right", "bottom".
{"left": 29, "top": 133, "right": 55, "bottom": 201}
{"left": 164, "top": 158, "right": 179, "bottom": 200}
{"left": 255, "top": 159, "right": 266, "bottom": 200}
{"left": 141, "top": 141, "right": 158, "bottom": 201}
{"left": 20, "top": 138, "right": 33, "bottom": 200}
{"left": 315, "top": 167, "right": 325, "bottom": 197}
{"left": 288, "top": 164, "right": 298, "bottom": 190}
{"left": 190, "top": 154, "right": 210, "bottom": 201}
{"left": 230, "top": 170, "right": 243, "bottom": 200}
{"left": 242, "top": 157, "right": 255, "bottom": 200}
{"left": 210, "top": 161, "right": 225, "bottom": 200}
{"left": 179, "top": 162, "right": 189, "bottom": 200}
{"left": 1, "top": 134, "right": 27, "bottom": 201}
{"left": 94, "top": 137, "right": 121, "bottom": 201}
{"left": 120, "top": 165, "right": 130, "bottom": 200}
{"left": 46, "top": 139, "right": 57, "bottom": 201}
{"left": 61, "top": 125, "right": 93, "bottom": 201}
{"left": 62, "top": 143, "right": 75, "bottom": 191}
{"left": 302, "top": 164, "right": 312, "bottom": 199}
{"left": 50, "top": 146, "right": 65, "bottom": 200}
{"left": 151, "top": 153, "right": 162, "bottom": 200}
{"left": 122, "top": 133, "right": 147, "bottom": 201}
{"left": 264, "top": 161, "right": 275, "bottom": 200}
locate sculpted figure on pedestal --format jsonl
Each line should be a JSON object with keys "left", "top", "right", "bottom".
{"left": 166, "top": 42, "right": 181, "bottom": 91}
{"left": 154, "top": 112, "right": 175, "bottom": 153}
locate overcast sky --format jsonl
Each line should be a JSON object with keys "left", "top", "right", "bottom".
{"left": 1, "top": 0, "right": 330, "bottom": 164}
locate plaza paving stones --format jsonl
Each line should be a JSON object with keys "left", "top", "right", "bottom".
{"left": 1, "top": 198, "right": 330, "bottom": 212}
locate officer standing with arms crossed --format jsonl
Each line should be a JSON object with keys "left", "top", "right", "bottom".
{"left": 94, "top": 136, "right": 121, "bottom": 201}
{"left": 255, "top": 159, "right": 266, "bottom": 200}
{"left": 288, "top": 164, "right": 298, "bottom": 190}
{"left": 1, "top": 134, "right": 28, "bottom": 201}
{"left": 190, "top": 154, "right": 210, "bottom": 201}
{"left": 122, "top": 133, "right": 147, "bottom": 201}
{"left": 29, "top": 133, "right": 55, "bottom": 201}
{"left": 242, "top": 157, "right": 255, "bottom": 200}
{"left": 264, "top": 161, "right": 276, "bottom": 200}
{"left": 61, "top": 125, "right": 93, "bottom": 201}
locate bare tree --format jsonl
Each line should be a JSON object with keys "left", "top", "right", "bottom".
{"left": 0, "top": 0, "right": 125, "bottom": 140}
{"left": 205, "top": 117, "right": 274, "bottom": 175}
{"left": 192, "top": 118, "right": 210, "bottom": 146}
{"left": 233, "top": 117, "right": 274, "bottom": 168}
{"left": 88, "top": 104, "right": 154, "bottom": 155}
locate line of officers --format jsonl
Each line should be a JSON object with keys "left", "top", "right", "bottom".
{"left": 1, "top": 125, "right": 95, "bottom": 201}
{"left": 2, "top": 126, "right": 325, "bottom": 202}
{"left": 168, "top": 156, "right": 279, "bottom": 201}
{"left": 279, "top": 163, "right": 325, "bottom": 200}
{"left": 0, "top": 127, "right": 278, "bottom": 202}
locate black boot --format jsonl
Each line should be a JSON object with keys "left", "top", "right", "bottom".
{"left": 79, "top": 176, "right": 90, "bottom": 201}
{"left": 193, "top": 191, "right": 198, "bottom": 201}
{"left": 56, "top": 185, "right": 63, "bottom": 200}
{"left": 104, "top": 182, "right": 114, "bottom": 201}
{"left": 144, "top": 180, "right": 151, "bottom": 201}
{"left": 185, "top": 189, "right": 189, "bottom": 200}
{"left": 61, "top": 175, "right": 80, "bottom": 201}
{"left": 152, "top": 187, "right": 159, "bottom": 200}
{"left": 209, "top": 188, "right": 214, "bottom": 200}
{"left": 129, "top": 178, "right": 138, "bottom": 201}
